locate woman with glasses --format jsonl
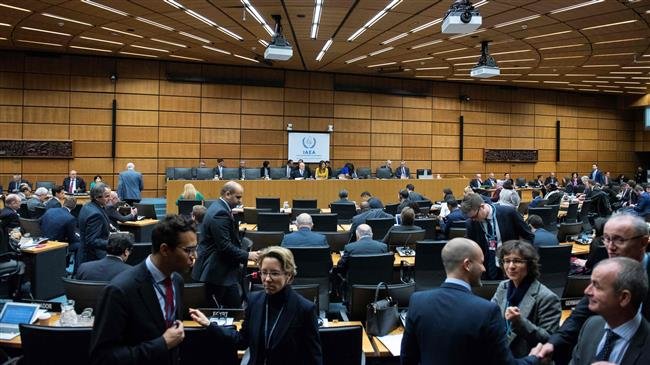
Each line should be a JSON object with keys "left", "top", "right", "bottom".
{"left": 491, "top": 240, "right": 561, "bottom": 357}
{"left": 189, "top": 246, "right": 322, "bottom": 365}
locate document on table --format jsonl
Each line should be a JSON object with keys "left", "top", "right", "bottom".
{"left": 376, "top": 333, "right": 403, "bottom": 356}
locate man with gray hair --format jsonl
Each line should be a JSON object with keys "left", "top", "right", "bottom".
{"left": 77, "top": 183, "right": 113, "bottom": 271}
{"left": 117, "top": 162, "right": 143, "bottom": 205}
{"left": 569, "top": 257, "right": 650, "bottom": 364}
{"left": 0, "top": 194, "right": 22, "bottom": 231}
{"left": 27, "top": 187, "right": 48, "bottom": 213}
{"left": 281, "top": 213, "right": 328, "bottom": 248}
{"left": 337, "top": 223, "right": 387, "bottom": 273}
{"left": 401, "top": 238, "right": 540, "bottom": 365}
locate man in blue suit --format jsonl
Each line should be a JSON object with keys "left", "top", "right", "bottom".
{"left": 78, "top": 183, "right": 113, "bottom": 271}
{"left": 401, "top": 237, "right": 541, "bottom": 365}
{"left": 117, "top": 162, "right": 143, "bottom": 205}
{"left": 337, "top": 224, "right": 387, "bottom": 273}
{"left": 76, "top": 232, "right": 133, "bottom": 281}
{"left": 40, "top": 197, "right": 80, "bottom": 261}
{"left": 527, "top": 214, "right": 559, "bottom": 247}
{"left": 281, "top": 213, "right": 328, "bottom": 248}
{"left": 591, "top": 163, "right": 605, "bottom": 185}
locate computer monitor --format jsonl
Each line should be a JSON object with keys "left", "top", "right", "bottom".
{"left": 292, "top": 199, "right": 317, "bottom": 209}
{"left": 257, "top": 212, "right": 290, "bottom": 233}
{"left": 310, "top": 213, "right": 338, "bottom": 232}
{"left": 256, "top": 197, "right": 280, "bottom": 213}
{"left": 134, "top": 203, "right": 157, "bottom": 219}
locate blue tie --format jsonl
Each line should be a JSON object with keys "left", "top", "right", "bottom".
{"left": 595, "top": 329, "right": 619, "bottom": 362}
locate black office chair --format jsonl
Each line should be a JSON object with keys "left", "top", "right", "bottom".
{"left": 538, "top": 244, "right": 573, "bottom": 298}
{"left": 515, "top": 177, "right": 527, "bottom": 187}
{"left": 319, "top": 325, "right": 363, "bottom": 365}
{"left": 330, "top": 203, "right": 357, "bottom": 224}
{"left": 195, "top": 167, "right": 215, "bottom": 180}
{"left": 18, "top": 203, "right": 29, "bottom": 219}
{"left": 311, "top": 213, "right": 338, "bottom": 232}
{"left": 561, "top": 275, "right": 591, "bottom": 309}
{"left": 244, "top": 231, "right": 284, "bottom": 251}
{"left": 563, "top": 202, "right": 579, "bottom": 223}
{"left": 35, "top": 181, "right": 55, "bottom": 191}
{"left": 177, "top": 199, "right": 202, "bottom": 216}
{"left": 321, "top": 231, "right": 351, "bottom": 252}
{"left": 19, "top": 217, "right": 42, "bottom": 238}
{"left": 182, "top": 283, "right": 209, "bottom": 319}
{"left": 414, "top": 218, "right": 437, "bottom": 240}
{"left": 517, "top": 201, "right": 530, "bottom": 216}
{"left": 19, "top": 324, "right": 92, "bottom": 365}
{"left": 557, "top": 222, "right": 583, "bottom": 242}
{"left": 269, "top": 167, "right": 287, "bottom": 180}
{"left": 383, "top": 203, "right": 399, "bottom": 216}
{"left": 32, "top": 206, "right": 46, "bottom": 219}
{"left": 345, "top": 253, "right": 394, "bottom": 288}
{"left": 165, "top": 167, "right": 175, "bottom": 180}
{"left": 61, "top": 277, "right": 108, "bottom": 312}
{"left": 126, "top": 242, "right": 152, "bottom": 265}
{"left": 414, "top": 240, "right": 447, "bottom": 291}
{"left": 221, "top": 168, "right": 239, "bottom": 180}
{"left": 365, "top": 217, "right": 394, "bottom": 241}
{"left": 292, "top": 199, "right": 318, "bottom": 209}
{"left": 578, "top": 200, "right": 593, "bottom": 231}
{"left": 244, "top": 168, "right": 261, "bottom": 180}
{"left": 346, "top": 282, "right": 415, "bottom": 322}
{"left": 179, "top": 326, "right": 238, "bottom": 365}
{"left": 528, "top": 207, "right": 557, "bottom": 232}
{"left": 472, "top": 280, "right": 501, "bottom": 300}
{"left": 257, "top": 212, "right": 290, "bottom": 233}
{"left": 447, "top": 227, "right": 466, "bottom": 239}
{"left": 242, "top": 207, "right": 269, "bottom": 225}
{"left": 291, "top": 208, "right": 321, "bottom": 222}
{"left": 290, "top": 246, "right": 332, "bottom": 312}
{"left": 375, "top": 167, "right": 392, "bottom": 179}
{"left": 173, "top": 167, "right": 194, "bottom": 180}
{"left": 385, "top": 229, "right": 426, "bottom": 252}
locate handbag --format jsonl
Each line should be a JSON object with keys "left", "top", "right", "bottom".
{"left": 365, "top": 282, "right": 399, "bottom": 336}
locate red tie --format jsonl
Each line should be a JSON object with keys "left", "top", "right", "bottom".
{"left": 69, "top": 180, "right": 74, "bottom": 193}
{"left": 163, "top": 277, "right": 174, "bottom": 328}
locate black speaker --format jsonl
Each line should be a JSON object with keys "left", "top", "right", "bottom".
{"left": 459, "top": 115, "right": 464, "bottom": 161}
{"left": 111, "top": 99, "right": 117, "bottom": 158}
{"left": 556, "top": 120, "right": 560, "bottom": 162}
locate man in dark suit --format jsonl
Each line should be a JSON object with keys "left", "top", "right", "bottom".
{"left": 291, "top": 162, "right": 311, "bottom": 179}
{"left": 379, "top": 160, "right": 394, "bottom": 177}
{"left": 396, "top": 160, "right": 410, "bottom": 179}
{"left": 337, "top": 224, "right": 387, "bottom": 273}
{"left": 331, "top": 189, "right": 351, "bottom": 205}
{"left": 237, "top": 160, "right": 247, "bottom": 180}
{"left": 105, "top": 190, "right": 137, "bottom": 226}
{"left": 440, "top": 199, "right": 466, "bottom": 238}
{"left": 192, "top": 181, "right": 259, "bottom": 308}
{"left": 396, "top": 189, "right": 413, "bottom": 215}
{"left": 63, "top": 170, "right": 86, "bottom": 194}
{"left": 90, "top": 215, "right": 196, "bottom": 365}
{"left": 536, "top": 213, "right": 650, "bottom": 364}
{"left": 568, "top": 257, "right": 649, "bottom": 365}
{"left": 78, "top": 183, "right": 113, "bottom": 270}
{"left": 7, "top": 174, "right": 30, "bottom": 193}
{"left": 544, "top": 184, "right": 564, "bottom": 205}
{"left": 0, "top": 194, "right": 22, "bottom": 232}
{"left": 45, "top": 185, "right": 65, "bottom": 210}
{"left": 360, "top": 191, "right": 383, "bottom": 209}
{"left": 285, "top": 159, "right": 295, "bottom": 179}
{"left": 40, "top": 197, "right": 80, "bottom": 261}
{"left": 470, "top": 173, "right": 484, "bottom": 190}
{"left": 544, "top": 172, "right": 559, "bottom": 186}
{"left": 406, "top": 184, "right": 425, "bottom": 201}
{"left": 526, "top": 214, "right": 559, "bottom": 247}
{"left": 400, "top": 237, "right": 540, "bottom": 365}
{"left": 117, "top": 162, "right": 143, "bottom": 205}
{"left": 349, "top": 201, "right": 393, "bottom": 241}
{"left": 590, "top": 164, "right": 605, "bottom": 185}
{"left": 382, "top": 207, "right": 423, "bottom": 242}
{"left": 214, "top": 158, "right": 226, "bottom": 179}
{"left": 281, "top": 213, "right": 328, "bottom": 248}
{"left": 76, "top": 232, "right": 133, "bottom": 281}
{"left": 460, "top": 193, "right": 534, "bottom": 280}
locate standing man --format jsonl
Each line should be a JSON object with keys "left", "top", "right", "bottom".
{"left": 63, "top": 170, "right": 86, "bottom": 194}
{"left": 78, "top": 183, "right": 113, "bottom": 269}
{"left": 90, "top": 215, "right": 196, "bottom": 365}
{"left": 400, "top": 237, "right": 540, "bottom": 365}
{"left": 214, "top": 158, "right": 225, "bottom": 179}
{"left": 591, "top": 164, "right": 605, "bottom": 185}
{"left": 117, "top": 162, "right": 144, "bottom": 205}
{"left": 396, "top": 160, "right": 410, "bottom": 179}
{"left": 192, "top": 181, "right": 259, "bottom": 308}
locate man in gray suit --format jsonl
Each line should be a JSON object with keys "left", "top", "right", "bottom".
{"left": 281, "top": 213, "right": 328, "bottom": 248}
{"left": 338, "top": 224, "right": 387, "bottom": 273}
{"left": 569, "top": 257, "right": 649, "bottom": 365}
{"left": 117, "top": 162, "right": 143, "bottom": 205}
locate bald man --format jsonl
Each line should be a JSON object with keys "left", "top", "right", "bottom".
{"left": 281, "top": 213, "right": 328, "bottom": 248}
{"left": 401, "top": 238, "right": 540, "bottom": 365}
{"left": 63, "top": 170, "right": 86, "bottom": 194}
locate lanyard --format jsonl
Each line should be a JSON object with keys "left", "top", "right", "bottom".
{"left": 264, "top": 301, "right": 285, "bottom": 351}
{"left": 480, "top": 205, "right": 498, "bottom": 241}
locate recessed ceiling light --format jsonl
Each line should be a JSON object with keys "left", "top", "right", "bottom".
{"left": 258, "top": 39, "right": 269, "bottom": 47}
{"left": 17, "top": 39, "right": 62, "bottom": 46}
{"left": 81, "top": 0, "right": 128, "bottom": 16}
{"left": 433, "top": 48, "right": 466, "bottom": 55}
{"left": 151, "top": 38, "right": 187, "bottom": 48}
{"left": 347, "top": 0, "right": 402, "bottom": 41}
{"left": 410, "top": 18, "right": 442, "bottom": 33}
{"left": 593, "top": 52, "right": 635, "bottom": 57}
{"left": 523, "top": 30, "right": 572, "bottom": 40}
{"left": 311, "top": 0, "right": 323, "bottom": 39}
{"left": 345, "top": 55, "right": 367, "bottom": 64}
{"left": 416, "top": 66, "right": 449, "bottom": 70}
{"left": 500, "top": 66, "right": 532, "bottom": 70}
{"left": 528, "top": 73, "right": 560, "bottom": 76}
{"left": 497, "top": 58, "right": 536, "bottom": 63}
{"left": 453, "top": 62, "right": 476, "bottom": 66}
{"left": 582, "top": 64, "right": 619, "bottom": 68}
{"left": 614, "top": 81, "right": 640, "bottom": 84}
{"left": 80, "top": 36, "right": 123, "bottom": 45}
{"left": 240, "top": 0, "right": 275, "bottom": 36}
{"left": 550, "top": 0, "right": 604, "bottom": 14}
{"left": 447, "top": 78, "right": 472, "bottom": 81}
{"left": 480, "top": 79, "right": 507, "bottom": 82}
{"left": 500, "top": 74, "right": 522, "bottom": 77}
{"left": 184, "top": 9, "right": 217, "bottom": 27}
{"left": 202, "top": 45, "right": 230, "bottom": 55}
{"left": 491, "top": 49, "right": 531, "bottom": 56}
{"left": 581, "top": 20, "right": 637, "bottom": 31}
{"left": 131, "top": 44, "right": 170, "bottom": 53}
{"left": 42, "top": 13, "right": 92, "bottom": 26}
{"left": 0, "top": 3, "right": 31, "bottom": 12}
{"left": 565, "top": 74, "right": 595, "bottom": 77}
{"left": 101, "top": 26, "right": 143, "bottom": 38}
{"left": 179, "top": 31, "right": 210, "bottom": 43}
{"left": 623, "top": 86, "right": 648, "bottom": 89}
{"left": 0, "top": 22, "right": 10, "bottom": 27}
{"left": 582, "top": 80, "right": 609, "bottom": 83}
{"left": 543, "top": 81, "right": 570, "bottom": 84}
{"left": 543, "top": 55, "right": 584, "bottom": 60}
{"left": 369, "top": 47, "right": 394, "bottom": 56}
{"left": 217, "top": 27, "right": 243, "bottom": 41}
{"left": 315, "top": 38, "right": 333, "bottom": 61}
{"left": 70, "top": 45, "right": 111, "bottom": 52}
{"left": 594, "top": 38, "right": 644, "bottom": 45}
{"left": 234, "top": 54, "right": 260, "bottom": 63}
{"left": 402, "top": 56, "right": 434, "bottom": 63}
{"left": 169, "top": 54, "right": 204, "bottom": 61}
{"left": 415, "top": 75, "right": 444, "bottom": 78}
{"left": 136, "top": 17, "right": 174, "bottom": 31}
{"left": 367, "top": 62, "right": 396, "bottom": 68}
{"left": 539, "top": 44, "right": 584, "bottom": 51}
{"left": 445, "top": 54, "right": 479, "bottom": 61}
{"left": 512, "top": 80, "right": 539, "bottom": 83}
{"left": 596, "top": 76, "right": 625, "bottom": 79}
{"left": 494, "top": 15, "right": 540, "bottom": 29}
{"left": 20, "top": 26, "right": 71, "bottom": 36}
{"left": 621, "top": 66, "right": 650, "bottom": 69}
{"left": 410, "top": 39, "right": 442, "bottom": 50}
{"left": 119, "top": 51, "right": 158, "bottom": 58}
{"left": 381, "top": 33, "right": 408, "bottom": 45}
{"left": 610, "top": 71, "right": 642, "bottom": 74}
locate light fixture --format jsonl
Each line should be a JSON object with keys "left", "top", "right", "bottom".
{"left": 470, "top": 40, "right": 499, "bottom": 78}
{"left": 316, "top": 39, "right": 333, "bottom": 61}
{"left": 70, "top": 45, "right": 112, "bottom": 52}
{"left": 442, "top": 0, "right": 482, "bottom": 34}
{"left": 347, "top": 0, "right": 402, "bottom": 41}
{"left": 80, "top": 36, "right": 123, "bottom": 45}
{"left": 202, "top": 45, "right": 230, "bottom": 55}
{"left": 101, "top": 26, "right": 143, "bottom": 38}
{"left": 287, "top": 123, "right": 293, "bottom": 131}
{"left": 581, "top": 20, "right": 637, "bottom": 31}
{"left": 81, "top": 0, "right": 128, "bottom": 16}
{"left": 20, "top": 26, "right": 71, "bottom": 36}
{"left": 179, "top": 31, "right": 210, "bottom": 43}
{"left": 151, "top": 38, "right": 187, "bottom": 48}
{"left": 131, "top": 44, "right": 170, "bottom": 53}
{"left": 0, "top": 3, "right": 31, "bottom": 12}
{"left": 523, "top": 30, "right": 572, "bottom": 40}
{"left": 42, "top": 13, "right": 92, "bottom": 26}
{"left": 550, "top": 0, "right": 604, "bottom": 14}
{"left": 241, "top": 0, "right": 275, "bottom": 37}
{"left": 494, "top": 15, "right": 540, "bottom": 29}
{"left": 136, "top": 17, "right": 174, "bottom": 31}
{"left": 327, "top": 124, "right": 333, "bottom": 132}
{"left": 119, "top": 51, "right": 158, "bottom": 58}
{"left": 311, "top": 0, "right": 322, "bottom": 39}
{"left": 169, "top": 54, "right": 203, "bottom": 61}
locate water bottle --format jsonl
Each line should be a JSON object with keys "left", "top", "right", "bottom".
{"left": 283, "top": 201, "right": 289, "bottom": 212}
{"left": 60, "top": 299, "right": 78, "bottom": 326}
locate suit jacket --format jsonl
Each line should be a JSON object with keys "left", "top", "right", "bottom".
{"left": 570, "top": 316, "right": 650, "bottom": 365}
{"left": 465, "top": 204, "right": 534, "bottom": 280}
{"left": 44, "top": 197, "right": 62, "bottom": 210}
{"left": 590, "top": 169, "right": 604, "bottom": 185}
{"left": 492, "top": 280, "right": 562, "bottom": 357}
{"left": 545, "top": 191, "right": 564, "bottom": 206}
{"left": 8, "top": 179, "right": 29, "bottom": 193}
{"left": 215, "top": 165, "right": 225, "bottom": 179}
{"left": 192, "top": 198, "right": 248, "bottom": 286}
{"left": 26, "top": 197, "right": 44, "bottom": 212}
{"left": 206, "top": 286, "right": 322, "bottom": 365}
{"left": 441, "top": 209, "right": 467, "bottom": 237}
{"left": 105, "top": 205, "right": 136, "bottom": 226}
{"left": 401, "top": 282, "right": 538, "bottom": 365}
{"left": 0, "top": 207, "right": 20, "bottom": 231}
{"left": 396, "top": 166, "right": 410, "bottom": 178}
{"left": 379, "top": 165, "right": 393, "bottom": 177}
{"left": 90, "top": 262, "right": 184, "bottom": 365}
{"left": 470, "top": 178, "right": 483, "bottom": 189}
{"left": 260, "top": 166, "right": 271, "bottom": 179}
{"left": 117, "top": 169, "right": 143, "bottom": 200}
{"left": 78, "top": 201, "right": 111, "bottom": 264}
{"left": 349, "top": 209, "right": 393, "bottom": 240}
{"left": 63, "top": 176, "right": 87, "bottom": 193}
{"left": 281, "top": 228, "right": 328, "bottom": 248}
{"left": 634, "top": 192, "right": 650, "bottom": 217}
{"left": 40, "top": 207, "right": 79, "bottom": 249}
{"left": 544, "top": 177, "right": 559, "bottom": 186}
{"left": 291, "top": 168, "right": 311, "bottom": 179}
{"left": 533, "top": 228, "right": 559, "bottom": 247}
{"left": 367, "top": 197, "right": 384, "bottom": 209}
{"left": 338, "top": 236, "right": 387, "bottom": 272}
{"left": 408, "top": 191, "right": 424, "bottom": 201}
{"left": 487, "top": 177, "right": 498, "bottom": 187}
{"left": 382, "top": 224, "right": 423, "bottom": 243}
{"left": 75, "top": 255, "right": 131, "bottom": 281}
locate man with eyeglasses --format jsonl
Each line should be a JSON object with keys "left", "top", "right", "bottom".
{"left": 192, "top": 181, "right": 259, "bottom": 308}
{"left": 91, "top": 215, "right": 198, "bottom": 365}
{"left": 533, "top": 213, "right": 650, "bottom": 364}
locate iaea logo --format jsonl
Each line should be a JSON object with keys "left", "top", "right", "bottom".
{"left": 302, "top": 136, "right": 316, "bottom": 149}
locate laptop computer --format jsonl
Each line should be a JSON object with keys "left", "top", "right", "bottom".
{"left": 0, "top": 302, "right": 41, "bottom": 340}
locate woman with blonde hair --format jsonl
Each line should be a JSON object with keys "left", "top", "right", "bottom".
{"left": 176, "top": 183, "right": 204, "bottom": 205}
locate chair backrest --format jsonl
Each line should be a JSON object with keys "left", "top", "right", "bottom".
{"left": 321, "top": 231, "right": 351, "bottom": 252}
{"left": 376, "top": 167, "right": 392, "bottom": 179}
{"left": 472, "top": 280, "right": 501, "bottom": 300}
{"left": 329, "top": 203, "right": 357, "bottom": 223}
{"left": 256, "top": 197, "right": 280, "bottom": 212}
{"left": 564, "top": 202, "right": 579, "bottom": 223}
{"left": 244, "top": 168, "right": 261, "bottom": 180}
{"left": 561, "top": 275, "right": 591, "bottom": 309}
{"left": 356, "top": 167, "right": 371, "bottom": 179}
{"left": 134, "top": 203, "right": 157, "bottom": 219}
{"left": 61, "top": 277, "right": 108, "bottom": 312}
{"left": 414, "top": 218, "right": 437, "bottom": 240}
{"left": 527, "top": 207, "right": 556, "bottom": 231}
{"left": 166, "top": 167, "right": 175, "bottom": 180}
{"left": 221, "top": 168, "right": 239, "bottom": 180}
{"left": 195, "top": 167, "right": 215, "bottom": 180}
{"left": 257, "top": 212, "right": 290, "bottom": 233}
{"left": 346, "top": 253, "right": 393, "bottom": 286}
{"left": 173, "top": 167, "right": 194, "bottom": 180}
{"left": 244, "top": 231, "right": 284, "bottom": 251}
{"left": 538, "top": 244, "right": 573, "bottom": 298}
{"left": 311, "top": 213, "right": 338, "bottom": 232}
{"left": 182, "top": 283, "right": 209, "bottom": 319}
{"left": 349, "top": 282, "right": 415, "bottom": 321}
{"left": 20, "top": 217, "right": 42, "bottom": 237}
{"left": 386, "top": 229, "right": 426, "bottom": 251}
{"left": 33, "top": 206, "right": 47, "bottom": 219}
{"left": 290, "top": 246, "right": 332, "bottom": 278}
{"left": 447, "top": 227, "right": 466, "bottom": 239}
{"left": 243, "top": 207, "right": 261, "bottom": 224}
{"left": 414, "top": 240, "right": 447, "bottom": 290}
{"left": 292, "top": 283, "right": 320, "bottom": 314}
{"left": 384, "top": 203, "right": 399, "bottom": 216}
{"left": 35, "top": 181, "right": 55, "bottom": 191}
{"left": 517, "top": 201, "right": 530, "bottom": 216}
{"left": 178, "top": 199, "right": 202, "bottom": 216}
{"left": 416, "top": 169, "right": 432, "bottom": 178}
{"left": 179, "top": 326, "right": 238, "bottom": 365}
{"left": 319, "top": 325, "right": 363, "bottom": 365}
{"left": 414, "top": 200, "right": 432, "bottom": 209}
{"left": 203, "top": 199, "right": 218, "bottom": 209}
{"left": 18, "top": 202, "right": 29, "bottom": 219}
{"left": 292, "top": 199, "right": 318, "bottom": 209}
{"left": 557, "top": 222, "right": 583, "bottom": 242}
{"left": 126, "top": 242, "right": 152, "bottom": 265}
{"left": 515, "top": 177, "right": 527, "bottom": 187}
{"left": 20, "top": 324, "right": 92, "bottom": 365}
{"left": 365, "top": 217, "right": 394, "bottom": 241}
{"left": 291, "top": 207, "right": 321, "bottom": 221}
{"left": 269, "top": 167, "right": 287, "bottom": 180}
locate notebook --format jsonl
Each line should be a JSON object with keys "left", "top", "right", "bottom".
{"left": 0, "top": 302, "right": 41, "bottom": 340}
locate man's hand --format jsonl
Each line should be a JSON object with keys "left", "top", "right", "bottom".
{"left": 162, "top": 320, "right": 185, "bottom": 349}
{"left": 188, "top": 308, "right": 210, "bottom": 327}
{"left": 131, "top": 207, "right": 138, "bottom": 216}
{"left": 504, "top": 306, "right": 521, "bottom": 323}
{"left": 530, "top": 342, "right": 554, "bottom": 361}
{"left": 248, "top": 251, "right": 259, "bottom": 262}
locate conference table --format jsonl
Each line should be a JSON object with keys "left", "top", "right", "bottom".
{"left": 119, "top": 219, "right": 159, "bottom": 242}
{"left": 21, "top": 240, "right": 68, "bottom": 300}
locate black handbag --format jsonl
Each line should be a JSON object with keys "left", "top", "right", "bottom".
{"left": 365, "top": 282, "right": 399, "bottom": 336}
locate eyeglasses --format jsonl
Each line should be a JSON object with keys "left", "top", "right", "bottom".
{"left": 602, "top": 234, "right": 645, "bottom": 246}
{"left": 260, "top": 271, "right": 285, "bottom": 279}
{"left": 177, "top": 245, "right": 198, "bottom": 255}
{"left": 501, "top": 259, "right": 527, "bottom": 266}
{"left": 467, "top": 206, "right": 481, "bottom": 220}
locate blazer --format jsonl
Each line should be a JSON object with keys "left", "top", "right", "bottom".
{"left": 280, "top": 228, "right": 328, "bottom": 248}
{"left": 590, "top": 169, "right": 604, "bottom": 185}
{"left": 78, "top": 201, "right": 111, "bottom": 265}
{"left": 75, "top": 255, "right": 131, "bottom": 281}
{"left": 395, "top": 166, "right": 410, "bottom": 178}
{"left": 349, "top": 209, "right": 393, "bottom": 240}
{"left": 105, "top": 206, "right": 136, "bottom": 226}
{"left": 634, "top": 192, "right": 650, "bottom": 217}
{"left": 40, "top": 207, "right": 80, "bottom": 249}
{"left": 90, "top": 262, "right": 184, "bottom": 365}
{"left": 570, "top": 316, "right": 650, "bottom": 365}
{"left": 408, "top": 191, "right": 424, "bottom": 201}
{"left": 491, "top": 280, "right": 562, "bottom": 357}
{"left": 63, "top": 176, "right": 87, "bottom": 193}
{"left": 338, "top": 236, "right": 387, "bottom": 272}
{"left": 192, "top": 198, "right": 248, "bottom": 286}
{"left": 44, "top": 197, "right": 62, "bottom": 210}
{"left": 401, "top": 282, "right": 538, "bottom": 365}
{"left": 465, "top": 204, "right": 534, "bottom": 280}
{"left": 260, "top": 166, "right": 271, "bottom": 179}
{"left": 533, "top": 228, "right": 560, "bottom": 247}
{"left": 206, "top": 286, "right": 322, "bottom": 365}
{"left": 0, "top": 207, "right": 20, "bottom": 231}
{"left": 8, "top": 179, "right": 30, "bottom": 193}
{"left": 291, "top": 168, "right": 311, "bottom": 179}
{"left": 215, "top": 165, "right": 225, "bottom": 179}
{"left": 441, "top": 209, "right": 467, "bottom": 237}
{"left": 470, "top": 178, "right": 483, "bottom": 189}
{"left": 117, "top": 169, "right": 143, "bottom": 201}
{"left": 546, "top": 191, "right": 564, "bottom": 206}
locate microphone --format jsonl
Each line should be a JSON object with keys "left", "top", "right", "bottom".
{"left": 246, "top": 271, "right": 259, "bottom": 280}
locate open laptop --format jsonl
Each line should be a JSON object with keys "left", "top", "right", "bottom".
{"left": 0, "top": 302, "right": 41, "bottom": 340}
{"left": 134, "top": 203, "right": 157, "bottom": 220}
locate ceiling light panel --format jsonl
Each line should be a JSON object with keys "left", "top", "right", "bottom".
{"left": 347, "top": 0, "right": 402, "bottom": 42}
{"left": 81, "top": 0, "right": 128, "bottom": 16}
{"left": 136, "top": 17, "right": 174, "bottom": 31}
{"left": 20, "top": 26, "right": 71, "bottom": 36}
{"left": 311, "top": 0, "right": 323, "bottom": 39}
{"left": 581, "top": 20, "right": 637, "bottom": 31}
{"left": 240, "top": 0, "right": 275, "bottom": 37}
{"left": 316, "top": 38, "right": 332, "bottom": 61}
{"left": 70, "top": 45, "right": 111, "bottom": 52}
{"left": 101, "top": 27, "right": 143, "bottom": 38}
{"left": 550, "top": 0, "right": 604, "bottom": 14}
{"left": 80, "top": 36, "right": 123, "bottom": 45}
{"left": 0, "top": 3, "right": 30, "bottom": 12}
{"left": 42, "top": 13, "right": 92, "bottom": 26}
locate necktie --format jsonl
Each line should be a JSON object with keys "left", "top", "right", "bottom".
{"left": 595, "top": 329, "right": 619, "bottom": 362}
{"left": 69, "top": 180, "right": 74, "bottom": 193}
{"left": 163, "top": 277, "right": 174, "bottom": 328}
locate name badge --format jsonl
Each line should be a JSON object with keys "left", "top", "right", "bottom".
{"left": 488, "top": 239, "right": 497, "bottom": 251}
